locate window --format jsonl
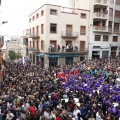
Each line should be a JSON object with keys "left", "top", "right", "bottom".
{"left": 113, "top": 36, "right": 118, "bottom": 42}
{"left": 80, "top": 26, "right": 86, "bottom": 35}
{"left": 115, "top": 10, "right": 120, "bottom": 18}
{"left": 41, "top": 24, "right": 44, "bottom": 34}
{"left": 103, "top": 36, "right": 108, "bottom": 41}
{"left": 30, "top": 41, "right": 31, "bottom": 47}
{"left": 29, "top": 29, "right": 31, "bottom": 34}
{"left": 116, "top": 0, "right": 120, "bottom": 5}
{"left": 37, "top": 41, "right": 39, "bottom": 49}
{"left": 41, "top": 10, "right": 44, "bottom": 16}
{"left": 109, "top": 8, "right": 113, "bottom": 16}
{"left": 41, "top": 41, "right": 44, "bottom": 50}
{"left": 109, "top": 21, "right": 112, "bottom": 28}
{"left": 33, "top": 41, "right": 35, "bottom": 47}
{"left": 80, "top": 41, "right": 85, "bottom": 51}
{"left": 50, "top": 9, "right": 57, "bottom": 15}
{"left": 32, "top": 16, "right": 35, "bottom": 21}
{"left": 81, "top": 13, "right": 86, "bottom": 19}
{"left": 29, "top": 18, "right": 31, "bottom": 22}
{"left": 36, "top": 13, "right": 39, "bottom": 19}
{"left": 93, "top": 46, "right": 101, "bottom": 49}
{"left": 50, "top": 23, "right": 57, "bottom": 33}
{"left": 95, "top": 35, "right": 101, "bottom": 41}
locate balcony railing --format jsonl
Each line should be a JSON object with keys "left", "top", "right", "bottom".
{"left": 93, "top": 26, "right": 107, "bottom": 31}
{"left": 114, "top": 17, "right": 120, "bottom": 23}
{"left": 113, "top": 28, "right": 119, "bottom": 33}
{"left": 29, "top": 32, "right": 40, "bottom": 38}
{"left": 61, "top": 31, "right": 78, "bottom": 38}
{"left": 93, "top": 12, "right": 107, "bottom": 19}
{"left": 93, "top": 26, "right": 112, "bottom": 33}
{"left": 108, "top": 27, "right": 112, "bottom": 33}
{"left": 48, "top": 47, "right": 88, "bottom": 54}
{"left": 29, "top": 47, "right": 39, "bottom": 53}
{"left": 94, "top": 0, "right": 107, "bottom": 6}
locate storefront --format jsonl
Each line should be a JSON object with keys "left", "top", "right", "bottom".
{"left": 66, "top": 57, "right": 73, "bottom": 65}
{"left": 49, "top": 58, "right": 58, "bottom": 67}
{"left": 92, "top": 51, "right": 100, "bottom": 59}
{"left": 102, "top": 51, "right": 109, "bottom": 58}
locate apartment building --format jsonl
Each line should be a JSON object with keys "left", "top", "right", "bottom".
{"left": 28, "top": 4, "right": 89, "bottom": 67}
{"left": 70, "top": 0, "right": 120, "bottom": 59}
{"left": 22, "top": 29, "right": 29, "bottom": 57}
{"left": 6, "top": 38, "right": 27, "bottom": 60}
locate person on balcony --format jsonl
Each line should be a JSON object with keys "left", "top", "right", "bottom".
{"left": 62, "top": 45, "right": 65, "bottom": 52}
{"left": 51, "top": 44, "right": 55, "bottom": 52}
{"left": 70, "top": 45, "right": 73, "bottom": 52}
{"left": 66, "top": 44, "right": 69, "bottom": 52}
{"left": 58, "top": 44, "right": 60, "bottom": 52}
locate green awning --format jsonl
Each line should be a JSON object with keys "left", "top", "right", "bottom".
{"left": 36, "top": 54, "right": 44, "bottom": 58}
{"left": 48, "top": 54, "right": 80, "bottom": 58}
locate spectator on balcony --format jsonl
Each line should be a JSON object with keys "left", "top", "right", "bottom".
{"left": 58, "top": 44, "right": 60, "bottom": 52}
{"left": 74, "top": 46, "right": 78, "bottom": 52}
{"left": 70, "top": 45, "right": 73, "bottom": 52}
{"left": 62, "top": 45, "right": 65, "bottom": 52}
{"left": 66, "top": 44, "right": 69, "bottom": 52}
{"left": 51, "top": 44, "right": 55, "bottom": 52}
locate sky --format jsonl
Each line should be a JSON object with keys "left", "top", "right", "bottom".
{"left": 0, "top": 0, "right": 69, "bottom": 36}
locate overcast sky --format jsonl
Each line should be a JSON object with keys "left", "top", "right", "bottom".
{"left": 0, "top": 0, "right": 69, "bottom": 36}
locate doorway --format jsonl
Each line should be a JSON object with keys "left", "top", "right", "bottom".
{"left": 92, "top": 51, "right": 100, "bottom": 59}
{"left": 66, "top": 57, "right": 73, "bottom": 65}
{"left": 49, "top": 58, "right": 58, "bottom": 67}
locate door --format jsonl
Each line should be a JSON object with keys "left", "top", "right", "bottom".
{"left": 49, "top": 58, "right": 58, "bottom": 67}
{"left": 66, "top": 57, "right": 73, "bottom": 65}
{"left": 92, "top": 51, "right": 100, "bottom": 59}
{"left": 66, "top": 25, "right": 72, "bottom": 36}
{"left": 41, "top": 58, "right": 44, "bottom": 68}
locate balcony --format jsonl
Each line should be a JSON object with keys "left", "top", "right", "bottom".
{"left": 93, "top": 12, "right": 107, "bottom": 19}
{"left": 94, "top": 0, "right": 108, "bottom": 7}
{"left": 28, "top": 47, "right": 39, "bottom": 53}
{"left": 61, "top": 31, "right": 78, "bottom": 39}
{"left": 114, "top": 17, "right": 120, "bottom": 23}
{"left": 113, "top": 28, "right": 119, "bottom": 33}
{"left": 47, "top": 47, "right": 88, "bottom": 55}
{"left": 93, "top": 26, "right": 111, "bottom": 33}
{"left": 29, "top": 32, "right": 40, "bottom": 38}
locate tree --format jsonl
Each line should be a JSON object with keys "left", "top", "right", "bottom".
{"left": 9, "top": 50, "right": 16, "bottom": 60}
{"left": 16, "top": 52, "right": 22, "bottom": 59}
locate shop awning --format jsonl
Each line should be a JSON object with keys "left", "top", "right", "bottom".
{"left": 48, "top": 54, "right": 80, "bottom": 58}
{"left": 36, "top": 54, "right": 44, "bottom": 58}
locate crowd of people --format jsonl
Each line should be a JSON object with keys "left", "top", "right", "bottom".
{"left": 0, "top": 57, "right": 120, "bottom": 120}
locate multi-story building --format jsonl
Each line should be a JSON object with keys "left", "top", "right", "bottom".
{"left": 28, "top": 4, "right": 89, "bottom": 67}
{"left": 70, "top": 0, "right": 120, "bottom": 59}
{"left": 21, "top": 29, "right": 29, "bottom": 57}
{"left": 6, "top": 37, "right": 27, "bottom": 60}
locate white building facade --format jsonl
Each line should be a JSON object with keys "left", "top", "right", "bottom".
{"left": 6, "top": 38, "right": 27, "bottom": 60}
{"left": 70, "top": 0, "right": 120, "bottom": 59}
{"left": 28, "top": 4, "right": 89, "bottom": 67}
